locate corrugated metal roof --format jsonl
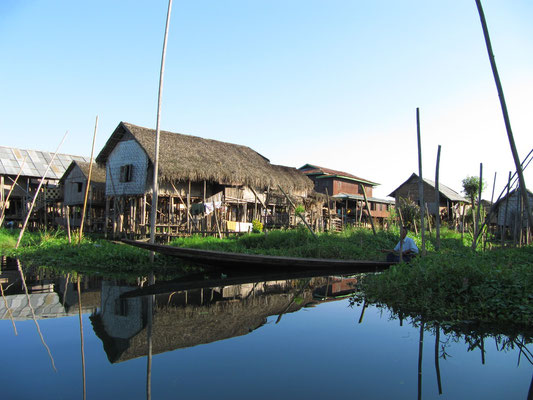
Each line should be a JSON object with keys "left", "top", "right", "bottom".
{"left": 299, "top": 163, "right": 379, "bottom": 186}
{"left": 332, "top": 192, "right": 395, "bottom": 204}
{"left": 0, "top": 146, "right": 90, "bottom": 180}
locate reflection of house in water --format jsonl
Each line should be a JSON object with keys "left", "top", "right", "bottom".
{"left": 92, "top": 276, "right": 356, "bottom": 364}
{"left": 0, "top": 259, "right": 99, "bottom": 320}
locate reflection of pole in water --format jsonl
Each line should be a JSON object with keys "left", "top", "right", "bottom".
{"left": 417, "top": 320, "right": 424, "bottom": 400}
{"left": 16, "top": 259, "right": 56, "bottom": 371}
{"left": 147, "top": 272, "right": 155, "bottom": 400}
{"left": 434, "top": 324, "right": 442, "bottom": 395}
{"left": 77, "top": 277, "right": 86, "bottom": 400}
{"left": 358, "top": 300, "right": 367, "bottom": 324}
{"left": 276, "top": 278, "right": 311, "bottom": 324}
{"left": 0, "top": 279, "right": 17, "bottom": 335}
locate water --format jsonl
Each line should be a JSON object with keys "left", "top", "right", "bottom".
{"left": 0, "top": 261, "right": 531, "bottom": 400}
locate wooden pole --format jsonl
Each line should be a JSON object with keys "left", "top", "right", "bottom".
{"left": 416, "top": 108, "right": 426, "bottom": 254}
{"left": 475, "top": 0, "right": 533, "bottom": 230}
{"left": 501, "top": 172, "right": 512, "bottom": 245}
{"left": 0, "top": 155, "right": 28, "bottom": 227}
{"left": 472, "top": 163, "right": 483, "bottom": 250}
{"left": 360, "top": 185, "right": 376, "bottom": 235}
{"left": 66, "top": 206, "right": 72, "bottom": 244}
{"left": 16, "top": 131, "right": 68, "bottom": 248}
{"left": 149, "top": 0, "right": 173, "bottom": 259}
{"left": 79, "top": 115, "right": 98, "bottom": 244}
{"left": 434, "top": 145, "right": 442, "bottom": 251}
{"left": 277, "top": 185, "right": 317, "bottom": 239}
{"left": 325, "top": 188, "right": 332, "bottom": 231}
{"left": 213, "top": 199, "right": 222, "bottom": 239}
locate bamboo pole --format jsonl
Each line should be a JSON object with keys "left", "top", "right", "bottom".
{"left": 434, "top": 145, "right": 442, "bottom": 251}
{"left": 0, "top": 156, "right": 27, "bottom": 227}
{"left": 416, "top": 108, "right": 426, "bottom": 254}
{"left": 79, "top": 116, "right": 98, "bottom": 243}
{"left": 325, "top": 188, "right": 332, "bottom": 231}
{"left": 475, "top": 0, "right": 533, "bottom": 230}
{"left": 213, "top": 200, "right": 222, "bottom": 239}
{"left": 472, "top": 163, "right": 483, "bottom": 250}
{"left": 501, "top": 172, "right": 512, "bottom": 245}
{"left": 360, "top": 185, "right": 376, "bottom": 235}
{"left": 149, "top": 0, "right": 173, "bottom": 260}
{"left": 66, "top": 206, "right": 72, "bottom": 244}
{"left": 16, "top": 131, "right": 68, "bottom": 248}
{"left": 277, "top": 185, "right": 317, "bottom": 239}
{"left": 77, "top": 277, "right": 86, "bottom": 400}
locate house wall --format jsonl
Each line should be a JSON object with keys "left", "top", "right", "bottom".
{"left": 63, "top": 165, "right": 86, "bottom": 205}
{"left": 496, "top": 192, "right": 533, "bottom": 227}
{"left": 311, "top": 176, "right": 373, "bottom": 197}
{"left": 393, "top": 179, "right": 445, "bottom": 214}
{"left": 106, "top": 140, "right": 148, "bottom": 196}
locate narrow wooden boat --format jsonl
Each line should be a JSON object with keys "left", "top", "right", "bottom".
{"left": 122, "top": 239, "right": 394, "bottom": 270}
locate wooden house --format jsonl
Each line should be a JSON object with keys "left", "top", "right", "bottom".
{"left": 0, "top": 146, "right": 89, "bottom": 228}
{"left": 59, "top": 161, "right": 107, "bottom": 232}
{"left": 491, "top": 188, "right": 533, "bottom": 239}
{"left": 95, "top": 122, "right": 313, "bottom": 238}
{"left": 298, "top": 164, "right": 394, "bottom": 226}
{"left": 388, "top": 173, "right": 468, "bottom": 222}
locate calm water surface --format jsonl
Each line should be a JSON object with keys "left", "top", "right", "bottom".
{"left": 0, "top": 261, "right": 531, "bottom": 400}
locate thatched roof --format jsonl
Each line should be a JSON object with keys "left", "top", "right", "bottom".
{"left": 60, "top": 160, "right": 106, "bottom": 184}
{"left": 96, "top": 122, "right": 312, "bottom": 192}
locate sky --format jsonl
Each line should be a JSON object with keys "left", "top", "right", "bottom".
{"left": 1, "top": 0, "right": 532, "bottom": 200}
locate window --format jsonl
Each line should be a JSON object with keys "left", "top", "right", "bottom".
{"left": 120, "top": 164, "right": 133, "bottom": 182}
{"left": 76, "top": 182, "right": 83, "bottom": 193}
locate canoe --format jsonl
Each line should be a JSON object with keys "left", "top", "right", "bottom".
{"left": 122, "top": 239, "right": 394, "bottom": 270}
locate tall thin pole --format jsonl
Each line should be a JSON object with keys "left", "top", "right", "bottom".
{"left": 0, "top": 156, "right": 27, "bottom": 227}
{"left": 434, "top": 145, "right": 442, "bottom": 251}
{"left": 79, "top": 116, "right": 98, "bottom": 243}
{"left": 475, "top": 0, "right": 533, "bottom": 230}
{"left": 16, "top": 131, "right": 68, "bottom": 248}
{"left": 416, "top": 108, "right": 426, "bottom": 254}
{"left": 472, "top": 163, "right": 483, "bottom": 250}
{"left": 149, "top": 0, "right": 173, "bottom": 261}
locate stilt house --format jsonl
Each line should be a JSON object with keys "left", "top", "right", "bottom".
{"left": 491, "top": 188, "right": 533, "bottom": 237}
{"left": 0, "top": 146, "right": 89, "bottom": 228}
{"left": 299, "top": 164, "right": 394, "bottom": 227}
{"left": 388, "top": 173, "right": 468, "bottom": 222}
{"left": 60, "top": 161, "right": 107, "bottom": 232}
{"left": 95, "top": 122, "right": 313, "bottom": 238}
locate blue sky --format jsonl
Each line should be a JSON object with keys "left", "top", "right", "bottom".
{"left": 1, "top": 1, "right": 532, "bottom": 198}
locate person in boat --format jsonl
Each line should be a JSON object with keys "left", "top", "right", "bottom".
{"left": 382, "top": 226, "right": 419, "bottom": 263}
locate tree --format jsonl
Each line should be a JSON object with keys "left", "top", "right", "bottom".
{"left": 462, "top": 176, "right": 484, "bottom": 229}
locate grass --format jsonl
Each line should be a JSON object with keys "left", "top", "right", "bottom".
{"left": 169, "top": 226, "right": 401, "bottom": 260}
{"left": 352, "top": 245, "right": 533, "bottom": 334}
{"left": 0, "top": 228, "right": 200, "bottom": 278}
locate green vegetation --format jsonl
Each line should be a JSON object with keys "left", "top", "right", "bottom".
{"left": 169, "top": 226, "right": 401, "bottom": 260}
{"left": 353, "top": 246, "right": 533, "bottom": 333}
{"left": 3, "top": 225, "right": 531, "bottom": 332}
{"left": 0, "top": 228, "right": 196, "bottom": 278}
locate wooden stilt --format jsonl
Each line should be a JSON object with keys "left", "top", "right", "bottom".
{"left": 434, "top": 145, "right": 442, "bottom": 251}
